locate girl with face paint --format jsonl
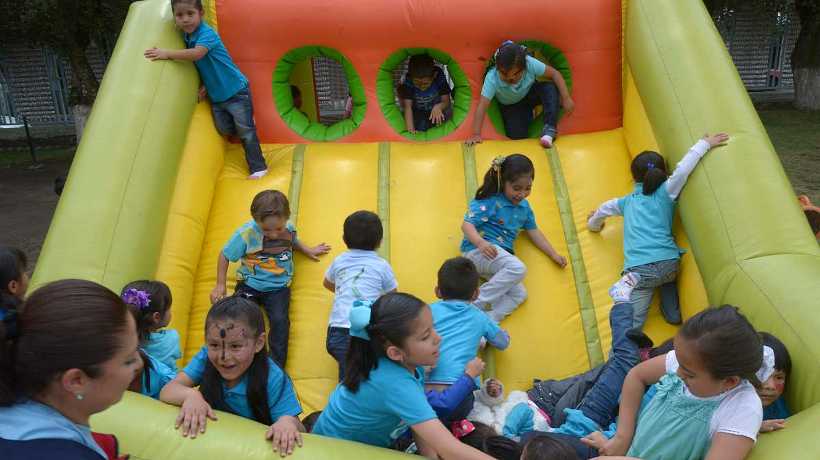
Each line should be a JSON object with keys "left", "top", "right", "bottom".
{"left": 160, "top": 297, "right": 304, "bottom": 456}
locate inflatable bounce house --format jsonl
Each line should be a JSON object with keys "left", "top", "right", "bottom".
{"left": 30, "top": 0, "right": 820, "bottom": 458}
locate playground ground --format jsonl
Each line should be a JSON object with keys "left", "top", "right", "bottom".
{"left": 0, "top": 102, "right": 817, "bottom": 272}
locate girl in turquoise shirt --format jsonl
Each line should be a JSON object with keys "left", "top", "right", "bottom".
{"left": 313, "top": 293, "right": 495, "bottom": 459}
{"left": 120, "top": 280, "right": 181, "bottom": 371}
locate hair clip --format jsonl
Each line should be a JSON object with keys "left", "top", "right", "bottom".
{"left": 122, "top": 288, "right": 151, "bottom": 310}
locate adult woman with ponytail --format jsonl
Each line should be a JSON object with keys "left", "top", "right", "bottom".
{"left": 587, "top": 133, "right": 730, "bottom": 329}
{"left": 0, "top": 279, "right": 142, "bottom": 459}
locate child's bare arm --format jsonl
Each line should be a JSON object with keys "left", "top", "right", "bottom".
{"left": 704, "top": 433, "right": 755, "bottom": 460}
{"left": 466, "top": 96, "right": 492, "bottom": 145}
{"left": 294, "top": 240, "right": 331, "bottom": 262}
{"left": 144, "top": 46, "right": 208, "bottom": 62}
{"left": 402, "top": 99, "right": 416, "bottom": 133}
{"left": 323, "top": 278, "right": 336, "bottom": 292}
{"left": 210, "top": 253, "right": 230, "bottom": 304}
{"left": 525, "top": 228, "right": 567, "bottom": 267}
{"left": 544, "top": 66, "right": 574, "bottom": 114}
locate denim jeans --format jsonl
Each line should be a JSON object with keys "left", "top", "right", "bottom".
{"left": 624, "top": 258, "right": 680, "bottom": 328}
{"left": 235, "top": 283, "right": 290, "bottom": 369}
{"left": 412, "top": 105, "right": 453, "bottom": 132}
{"left": 498, "top": 81, "right": 560, "bottom": 140}
{"left": 576, "top": 302, "right": 639, "bottom": 428}
{"left": 326, "top": 326, "right": 351, "bottom": 381}
{"left": 211, "top": 87, "right": 267, "bottom": 174}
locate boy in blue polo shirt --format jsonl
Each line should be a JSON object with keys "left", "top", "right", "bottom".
{"left": 397, "top": 54, "right": 452, "bottom": 133}
{"left": 144, "top": 0, "right": 267, "bottom": 179}
{"left": 210, "top": 190, "right": 330, "bottom": 368}
{"left": 425, "top": 257, "right": 510, "bottom": 423}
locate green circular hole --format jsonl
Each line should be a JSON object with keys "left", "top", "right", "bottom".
{"left": 272, "top": 46, "right": 366, "bottom": 141}
{"left": 484, "top": 40, "right": 573, "bottom": 139}
{"left": 377, "top": 48, "right": 472, "bottom": 141}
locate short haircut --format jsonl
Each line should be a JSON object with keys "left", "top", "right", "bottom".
{"left": 408, "top": 54, "right": 435, "bottom": 79}
{"left": 343, "top": 211, "right": 383, "bottom": 250}
{"left": 250, "top": 190, "right": 290, "bottom": 222}
{"left": 171, "top": 0, "right": 203, "bottom": 12}
{"left": 437, "top": 257, "right": 479, "bottom": 300}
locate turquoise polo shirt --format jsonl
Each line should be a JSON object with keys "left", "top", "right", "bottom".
{"left": 140, "top": 350, "right": 176, "bottom": 399}
{"left": 312, "top": 357, "right": 437, "bottom": 447}
{"left": 461, "top": 193, "right": 537, "bottom": 254}
{"left": 222, "top": 220, "right": 297, "bottom": 292}
{"left": 428, "top": 300, "right": 508, "bottom": 385}
{"left": 144, "top": 329, "right": 181, "bottom": 371}
{"left": 183, "top": 347, "right": 302, "bottom": 422}
{"left": 618, "top": 182, "right": 683, "bottom": 270}
{"left": 184, "top": 22, "right": 248, "bottom": 103}
{"left": 481, "top": 55, "right": 546, "bottom": 105}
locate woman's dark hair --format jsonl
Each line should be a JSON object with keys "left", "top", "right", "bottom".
{"left": 121, "top": 280, "right": 173, "bottom": 343}
{"left": 343, "top": 210, "right": 383, "bottom": 251}
{"left": 0, "top": 246, "right": 27, "bottom": 309}
{"left": 438, "top": 256, "right": 479, "bottom": 300}
{"left": 460, "top": 421, "right": 522, "bottom": 460}
{"left": 0, "top": 279, "right": 131, "bottom": 406}
{"left": 342, "top": 292, "right": 427, "bottom": 393}
{"left": 171, "top": 0, "right": 203, "bottom": 12}
{"left": 496, "top": 42, "right": 528, "bottom": 72}
{"left": 760, "top": 332, "right": 791, "bottom": 377}
{"left": 630, "top": 151, "right": 669, "bottom": 195}
{"left": 679, "top": 305, "right": 762, "bottom": 386}
{"left": 199, "top": 296, "right": 273, "bottom": 425}
{"left": 475, "top": 154, "right": 534, "bottom": 200}
{"left": 521, "top": 434, "right": 579, "bottom": 460}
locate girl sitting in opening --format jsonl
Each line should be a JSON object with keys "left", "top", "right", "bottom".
{"left": 312, "top": 293, "right": 496, "bottom": 459}
{"left": 160, "top": 297, "right": 304, "bottom": 456}
{"left": 588, "top": 133, "right": 730, "bottom": 329}
{"left": 120, "top": 280, "right": 181, "bottom": 371}
{"left": 461, "top": 154, "right": 566, "bottom": 322}
{"left": 466, "top": 40, "right": 574, "bottom": 147}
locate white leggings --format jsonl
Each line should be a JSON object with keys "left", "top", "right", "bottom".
{"left": 464, "top": 245, "right": 527, "bottom": 322}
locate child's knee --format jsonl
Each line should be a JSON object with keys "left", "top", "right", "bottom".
{"left": 507, "top": 259, "right": 527, "bottom": 280}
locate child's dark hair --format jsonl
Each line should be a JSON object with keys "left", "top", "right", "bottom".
{"left": 631, "top": 151, "right": 669, "bottom": 195}
{"left": 460, "top": 421, "right": 522, "bottom": 460}
{"left": 0, "top": 246, "right": 27, "bottom": 307}
{"left": 200, "top": 296, "right": 273, "bottom": 425}
{"left": 251, "top": 190, "right": 290, "bottom": 222}
{"left": 521, "top": 434, "right": 579, "bottom": 460}
{"left": 343, "top": 210, "right": 383, "bottom": 251}
{"left": 301, "top": 411, "right": 322, "bottom": 433}
{"left": 437, "top": 257, "right": 479, "bottom": 300}
{"left": 679, "top": 305, "right": 762, "bottom": 386}
{"left": 475, "top": 154, "right": 534, "bottom": 200}
{"left": 121, "top": 280, "right": 173, "bottom": 343}
{"left": 342, "top": 292, "right": 427, "bottom": 393}
{"left": 290, "top": 85, "right": 301, "bottom": 99}
{"left": 649, "top": 337, "right": 675, "bottom": 359}
{"left": 760, "top": 332, "right": 791, "bottom": 377}
{"left": 171, "top": 0, "right": 203, "bottom": 12}
{"left": 408, "top": 54, "right": 435, "bottom": 79}
{"left": 495, "top": 42, "right": 528, "bottom": 72}
{"left": 0, "top": 279, "right": 131, "bottom": 406}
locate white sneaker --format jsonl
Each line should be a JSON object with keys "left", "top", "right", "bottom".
{"left": 540, "top": 134, "right": 553, "bottom": 148}
{"left": 248, "top": 169, "right": 268, "bottom": 180}
{"left": 609, "top": 272, "right": 641, "bottom": 303}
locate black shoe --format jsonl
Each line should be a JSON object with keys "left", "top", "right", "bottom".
{"left": 626, "top": 328, "right": 654, "bottom": 349}
{"left": 660, "top": 300, "right": 682, "bottom": 325}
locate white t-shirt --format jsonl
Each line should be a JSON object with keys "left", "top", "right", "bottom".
{"left": 325, "top": 250, "right": 398, "bottom": 328}
{"left": 665, "top": 351, "right": 763, "bottom": 441}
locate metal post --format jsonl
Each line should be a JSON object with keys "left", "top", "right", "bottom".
{"left": 22, "top": 115, "right": 42, "bottom": 168}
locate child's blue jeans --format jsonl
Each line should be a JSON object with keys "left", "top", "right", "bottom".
{"left": 235, "top": 282, "right": 290, "bottom": 369}
{"left": 498, "top": 81, "right": 560, "bottom": 140}
{"left": 211, "top": 87, "right": 267, "bottom": 174}
{"left": 624, "top": 258, "right": 680, "bottom": 328}
{"left": 326, "top": 326, "right": 350, "bottom": 381}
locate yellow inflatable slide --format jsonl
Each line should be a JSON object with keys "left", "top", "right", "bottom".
{"left": 31, "top": 0, "right": 820, "bottom": 458}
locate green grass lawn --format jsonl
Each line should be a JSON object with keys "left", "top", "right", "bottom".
{"left": 757, "top": 103, "right": 820, "bottom": 205}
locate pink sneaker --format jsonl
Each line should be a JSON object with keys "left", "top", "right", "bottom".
{"left": 540, "top": 134, "right": 553, "bottom": 148}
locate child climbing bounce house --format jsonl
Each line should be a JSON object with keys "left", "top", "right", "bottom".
{"left": 31, "top": 0, "right": 820, "bottom": 458}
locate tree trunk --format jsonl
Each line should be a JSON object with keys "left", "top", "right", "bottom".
{"left": 792, "top": 0, "right": 820, "bottom": 110}
{"left": 66, "top": 44, "right": 99, "bottom": 140}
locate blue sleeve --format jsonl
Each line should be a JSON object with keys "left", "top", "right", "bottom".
{"left": 222, "top": 230, "right": 247, "bottom": 262}
{"left": 193, "top": 26, "right": 219, "bottom": 50}
{"left": 424, "top": 373, "right": 477, "bottom": 419}
{"left": 384, "top": 375, "right": 438, "bottom": 425}
{"left": 502, "top": 403, "right": 535, "bottom": 438}
{"left": 182, "top": 346, "right": 209, "bottom": 384}
{"left": 522, "top": 205, "right": 537, "bottom": 230}
{"left": 267, "top": 363, "right": 303, "bottom": 420}
{"left": 525, "top": 55, "right": 547, "bottom": 77}
{"left": 480, "top": 71, "right": 498, "bottom": 100}
{"left": 152, "top": 358, "right": 177, "bottom": 391}
{"left": 485, "top": 315, "right": 510, "bottom": 350}
{"left": 464, "top": 199, "right": 489, "bottom": 227}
